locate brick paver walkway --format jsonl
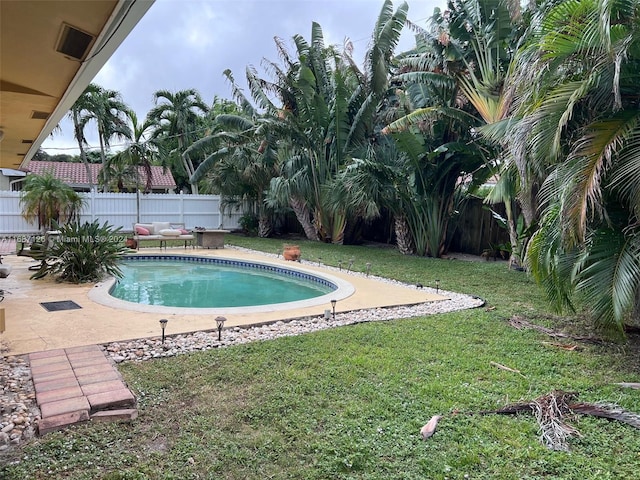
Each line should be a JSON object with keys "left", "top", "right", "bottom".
{"left": 29, "top": 344, "right": 137, "bottom": 434}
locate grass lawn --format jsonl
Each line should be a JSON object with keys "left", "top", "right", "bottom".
{"left": 2, "top": 235, "right": 639, "bottom": 479}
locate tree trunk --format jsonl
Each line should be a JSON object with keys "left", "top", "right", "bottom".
{"left": 73, "top": 114, "right": 93, "bottom": 192}
{"left": 518, "top": 186, "right": 537, "bottom": 229}
{"left": 179, "top": 136, "right": 198, "bottom": 194}
{"left": 504, "top": 200, "right": 521, "bottom": 267}
{"left": 98, "top": 128, "right": 109, "bottom": 192}
{"left": 394, "top": 214, "right": 415, "bottom": 255}
{"left": 290, "top": 196, "right": 319, "bottom": 241}
{"left": 258, "top": 213, "right": 272, "bottom": 238}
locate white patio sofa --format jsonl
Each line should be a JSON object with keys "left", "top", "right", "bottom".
{"left": 132, "top": 222, "right": 194, "bottom": 249}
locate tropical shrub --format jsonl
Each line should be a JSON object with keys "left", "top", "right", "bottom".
{"left": 239, "top": 212, "right": 259, "bottom": 237}
{"left": 20, "top": 173, "right": 84, "bottom": 232}
{"left": 32, "top": 220, "right": 129, "bottom": 283}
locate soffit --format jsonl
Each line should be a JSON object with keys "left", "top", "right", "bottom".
{"left": 0, "top": 1, "right": 153, "bottom": 170}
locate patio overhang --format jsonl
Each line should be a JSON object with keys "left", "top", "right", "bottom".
{"left": 0, "top": 0, "right": 155, "bottom": 170}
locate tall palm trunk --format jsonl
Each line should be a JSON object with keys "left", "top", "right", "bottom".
{"left": 504, "top": 200, "right": 521, "bottom": 267}
{"left": 258, "top": 214, "right": 272, "bottom": 238}
{"left": 394, "top": 214, "right": 415, "bottom": 255}
{"left": 178, "top": 135, "right": 198, "bottom": 194}
{"left": 97, "top": 126, "right": 109, "bottom": 192}
{"left": 72, "top": 113, "right": 93, "bottom": 192}
{"left": 290, "top": 196, "right": 319, "bottom": 240}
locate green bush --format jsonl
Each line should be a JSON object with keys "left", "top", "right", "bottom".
{"left": 239, "top": 212, "right": 259, "bottom": 236}
{"left": 32, "top": 220, "right": 129, "bottom": 283}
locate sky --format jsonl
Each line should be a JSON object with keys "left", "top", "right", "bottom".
{"left": 41, "top": 0, "right": 444, "bottom": 155}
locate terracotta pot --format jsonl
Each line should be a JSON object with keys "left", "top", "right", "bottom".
{"left": 283, "top": 244, "right": 301, "bottom": 261}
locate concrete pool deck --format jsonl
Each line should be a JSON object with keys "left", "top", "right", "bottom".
{"left": 0, "top": 247, "right": 444, "bottom": 355}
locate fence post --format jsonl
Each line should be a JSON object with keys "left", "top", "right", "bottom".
{"left": 179, "top": 191, "right": 185, "bottom": 225}
{"left": 91, "top": 189, "right": 96, "bottom": 221}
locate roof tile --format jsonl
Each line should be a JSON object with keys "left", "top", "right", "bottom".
{"left": 25, "top": 161, "right": 176, "bottom": 189}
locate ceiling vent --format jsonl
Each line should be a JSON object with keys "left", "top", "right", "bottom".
{"left": 31, "top": 111, "right": 50, "bottom": 120}
{"left": 56, "top": 23, "right": 95, "bottom": 61}
{"left": 21, "top": 139, "right": 34, "bottom": 144}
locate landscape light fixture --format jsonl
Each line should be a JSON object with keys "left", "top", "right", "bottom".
{"left": 215, "top": 316, "right": 226, "bottom": 341}
{"left": 435, "top": 279, "right": 440, "bottom": 294}
{"left": 331, "top": 299, "right": 337, "bottom": 320}
{"left": 365, "top": 262, "right": 372, "bottom": 276}
{"left": 348, "top": 258, "right": 354, "bottom": 272}
{"left": 159, "top": 318, "right": 168, "bottom": 344}
{"left": 338, "top": 260, "right": 342, "bottom": 271}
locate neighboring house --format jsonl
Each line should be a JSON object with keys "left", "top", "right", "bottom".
{"left": 23, "top": 161, "right": 176, "bottom": 193}
{"left": 0, "top": 168, "right": 26, "bottom": 190}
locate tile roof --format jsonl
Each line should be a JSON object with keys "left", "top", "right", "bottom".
{"left": 25, "top": 161, "right": 176, "bottom": 189}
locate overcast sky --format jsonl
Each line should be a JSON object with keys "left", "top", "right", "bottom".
{"left": 42, "top": 0, "right": 444, "bottom": 155}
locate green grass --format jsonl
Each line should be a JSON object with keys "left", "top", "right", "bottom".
{"left": 2, "top": 235, "right": 639, "bottom": 479}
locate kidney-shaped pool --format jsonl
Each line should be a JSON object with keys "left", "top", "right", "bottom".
{"left": 89, "top": 254, "right": 355, "bottom": 315}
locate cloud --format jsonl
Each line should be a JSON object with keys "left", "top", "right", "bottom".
{"left": 42, "top": 0, "right": 443, "bottom": 155}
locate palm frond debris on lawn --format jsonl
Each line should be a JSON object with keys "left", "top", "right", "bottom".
{"left": 480, "top": 390, "right": 640, "bottom": 451}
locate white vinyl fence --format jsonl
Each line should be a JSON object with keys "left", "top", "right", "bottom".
{"left": 0, "top": 191, "right": 243, "bottom": 235}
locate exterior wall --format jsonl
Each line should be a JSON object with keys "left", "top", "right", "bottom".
{"left": 0, "top": 191, "right": 243, "bottom": 235}
{"left": 0, "top": 174, "right": 9, "bottom": 191}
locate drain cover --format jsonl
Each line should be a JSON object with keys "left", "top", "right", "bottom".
{"left": 40, "top": 300, "right": 82, "bottom": 312}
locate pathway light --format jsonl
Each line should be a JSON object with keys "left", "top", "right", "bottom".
{"left": 215, "top": 316, "right": 226, "bottom": 341}
{"left": 159, "top": 318, "right": 168, "bottom": 344}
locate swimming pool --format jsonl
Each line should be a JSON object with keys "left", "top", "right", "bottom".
{"left": 89, "top": 254, "right": 355, "bottom": 314}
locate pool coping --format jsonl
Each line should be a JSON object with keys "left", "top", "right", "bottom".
{"left": 89, "top": 254, "right": 356, "bottom": 314}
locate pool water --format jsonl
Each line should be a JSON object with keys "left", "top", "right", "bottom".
{"left": 110, "top": 258, "right": 336, "bottom": 308}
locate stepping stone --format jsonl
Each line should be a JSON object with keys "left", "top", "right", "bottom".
{"left": 67, "top": 350, "right": 106, "bottom": 361}
{"left": 87, "top": 388, "right": 135, "bottom": 412}
{"left": 30, "top": 355, "right": 70, "bottom": 368}
{"left": 65, "top": 345, "right": 102, "bottom": 354}
{"left": 36, "top": 385, "right": 83, "bottom": 405}
{"left": 67, "top": 356, "right": 109, "bottom": 368}
{"left": 38, "top": 410, "right": 90, "bottom": 435}
{"left": 40, "top": 396, "right": 90, "bottom": 418}
{"left": 34, "top": 376, "right": 79, "bottom": 394}
{"left": 31, "top": 362, "right": 72, "bottom": 376}
{"left": 80, "top": 379, "right": 128, "bottom": 396}
{"left": 72, "top": 363, "right": 114, "bottom": 377}
{"left": 29, "top": 349, "right": 66, "bottom": 360}
{"left": 76, "top": 369, "right": 121, "bottom": 386}
{"left": 91, "top": 408, "right": 138, "bottom": 422}
{"left": 31, "top": 368, "right": 76, "bottom": 384}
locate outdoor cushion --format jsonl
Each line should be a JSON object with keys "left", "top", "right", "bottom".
{"left": 135, "top": 225, "right": 150, "bottom": 236}
{"left": 152, "top": 222, "right": 171, "bottom": 233}
{"left": 159, "top": 229, "right": 181, "bottom": 237}
{"left": 180, "top": 229, "right": 189, "bottom": 235}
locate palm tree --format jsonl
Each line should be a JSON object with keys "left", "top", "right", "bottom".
{"left": 245, "top": 1, "right": 409, "bottom": 244}
{"left": 81, "top": 84, "right": 132, "bottom": 191}
{"left": 379, "top": 0, "right": 500, "bottom": 257}
{"left": 67, "top": 87, "right": 96, "bottom": 190}
{"left": 101, "top": 110, "right": 157, "bottom": 193}
{"left": 20, "top": 173, "right": 84, "bottom": 232}
{"left": 187, "top": 110, "right": 280, "bottom": 237}
{"left": 147, "top": 89, "right": 209, "bottom": 193}
{"left": 517, "top": 0, "right": 640, "bottom": 332}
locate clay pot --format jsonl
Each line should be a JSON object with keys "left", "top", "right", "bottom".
{"left": 283, "top": 244, "right": 301, "bottom": 261}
